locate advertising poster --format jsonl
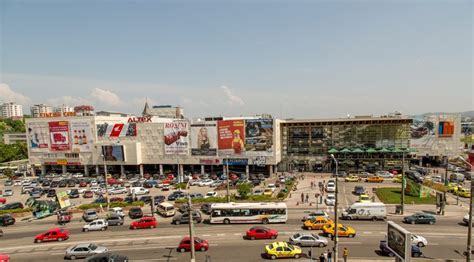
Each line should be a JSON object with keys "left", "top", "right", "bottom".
{"left": 27, "top": 122, "right": 50, "bottom": 152}
{"left": 101, "top": 145, "right": 125, "bottom": 161}
{"left": 49, "top": 121, "right": 70, "bottom": 151}
{"left": 410, "top": 117, "right": 435, "bottom": 147}
{"left": 438, "top": 121, "right": 454, "bottom": 137}
{"left": 96, "top": 123, "right": 137, "bottom": 137}
{"left": 70, "top": 121, "right": 93, "bottom": 152}
{"left": 191, "top": 122, "right": 217, "bottom": 156}
{"left": 387, "top": 222, "right": 409, "bottom": 260}
{"left": 218, "top": 120, "right": 245, "bottom": 156}
{"left": 56, "top": 191, "right": 71, "bottom": 209}
{"left": 164, "top": 121, "right": 189, "bottom": 155}
{"left": 245, "top": 119, "right": 274, "bottom": 156}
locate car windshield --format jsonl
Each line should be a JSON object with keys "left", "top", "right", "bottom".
{"left": 88, "top": 244, "right": 97, "bottom": 250}
{"left": 293, "top": 233, "right": 302, "bottom": 239}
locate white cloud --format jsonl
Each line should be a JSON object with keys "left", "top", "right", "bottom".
{"left": 220, "top": 86, "right": 245, "bottom": 106}
{"left": 0, "top": 83, "right": 31, "bottom": 105}
{"left": 90, "top": 88, "right": 122, "bottom": 106}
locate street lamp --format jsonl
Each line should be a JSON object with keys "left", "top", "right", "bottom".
{"left": 330, "top": 154, "right": 339, "bottom": 261}
{"left": 101, "top": 152, "right": 110, "bottom": 210}
{"left": 226, "top": 156, "right": 230, "bottom": 203}
{"left": 401, "top": 149, "right": 406, "bottom": 215}
{"left": 185, "top": 178, "right": 196, "bottom": 262}
{"left": 457, "top": 156, "right": 472, "bottom": 262}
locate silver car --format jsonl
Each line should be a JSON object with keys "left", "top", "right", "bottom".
{"left": 65, "top": 243, "right": 108, "bottom": 260}
{"left": 289, "top": 233, "right": 328, "bottom": 247}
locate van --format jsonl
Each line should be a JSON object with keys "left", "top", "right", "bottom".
{"left": 342, "top": 202, "right": 386, "bottom": 221}
{"left": 157, "top": 202, "right": 176, "bottom": 217}
{"left": 449, "top": 173, "right": 465, "bottom": 183}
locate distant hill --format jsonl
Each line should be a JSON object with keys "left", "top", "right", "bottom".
{"left": 411, "top": 111, "right": 474, "bottom": 120}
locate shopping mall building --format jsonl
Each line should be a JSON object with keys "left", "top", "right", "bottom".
{"left": 25, "top": 111, "right": 463, "bottom": 177}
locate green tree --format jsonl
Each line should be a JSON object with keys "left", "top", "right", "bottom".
{"left": 3, "top": 168, "right": 14, "bottom": 180}
{"left": 237, "top": 182, "right": 254, "bottom": 199}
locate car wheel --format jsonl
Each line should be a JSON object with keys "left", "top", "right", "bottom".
{"left": 294, "top": 254, "right": 300, "bottom": 259}
{"left": 70, "top": 255, "right": 76, "bottom": 260}
{"left": 133, "top": 226, "right": 137, "bottom": 230}
{"left": 388, "top": 252, "right": 395, "bottom": 257}
{"left": 372, "top": 217, "right": 377, "bottom": 221}
{"left": 101, "top": 227, "right": 106, "bottom": 231}
{"left": 318, "top": 242, "right": 325, "bottom": 247}
{"left": 179, "top": 248, "right": 186, "bottom": 253}
{"left": 413, "top": 252, "right": 421, "bottom": 257}
{"left": 429, "top": 221, "right": 434, "bottom": 225}
{"left": 58, "top": 238, "right": 63, "bottom": 242}
{"left": 270, "top": 235, "right": 276, "bottom": 239}
{"left": 271, "top": 255, "right": 277, "bottom": 260}
{"left": 35, "top": 239, "right": 41, "bottom": 243}
{"left": 223, "top": 219, "right": 230, "bottom": 225}
{"left": 262, "top": 218, "right": 269, "bottom": 224}
{"left": 417, "top": 242, "right": 424, "bottom": 247}
{"left": 84, "top": 228, "right": 89, "bottom": 232}
{"left": 348, "top": 234, "right": 355, "bottom": 238}
{"left": 411, "top": 221, "right": 415, "bottom": 225}
{"left": 150, "top": 226, "right": 154, "bottom": 229}
{"left": 250, "top": 236, "right": 255, "bottom": 240}
{"left": 200, "top": 247, "right": 206, "bottom": 252}
{"left": 175, "top": 220, "right": 181, "bottom": 225}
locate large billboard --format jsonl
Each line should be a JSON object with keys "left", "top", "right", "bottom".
{"left": 97, "top": 123, "right": 137, "bottom": 137}
{"left": 49, "top": 121, "right": 71, "bottom": 151}
{"left": 245, "top": 119, "right": 273, "bottom": 156}
{"left": 27, "top": 122, "right": 50, "bottom": 152}
{"left": 70, "top": 121, "right": 93, "bottom": 152}
{"left": 438, "top": 121, "right": 454, "bottom": 137}
{"left": 190, "top": 122, "right": 217, "bottom": 156}
{"left": 387, "top": 221, "right": 412, "bottom": 261}
{"left": 410, "top": 118, "right": 435, "bottom": 147}
{"left": 218, "top": 120, "right": 245, "bottom": 156}
{"left": 101, "top": 145, "right": 125, "bottom": 161}
{"left": 56, "top": 191, "right": 71, "bottom": 209}
{"left": 164, "top": 121, "right": 189, "bottom": 155}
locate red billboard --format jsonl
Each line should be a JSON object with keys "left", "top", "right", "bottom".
{"left": 217, "top": 120, "right": 245, "bottom": 156}
{"left": 49, "top": 121, "right": 71, "bottom": 151}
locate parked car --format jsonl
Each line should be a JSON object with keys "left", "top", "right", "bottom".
{"left": 69, "top": 189, "right": 80, "bottom": 199}
{"left": 403, "top": 213, "right": 436, "bottom": 225}
{"left": 376, "top": 171, "right": 394, "bottom": 178}
{"left": 0, "top": 214, "right": 15, "bottom": 226}
{"left": 130, "top": 216, "right": 157, "bottom": 229}
{"left": 65, "top": 243, "right": 108, "bottom": 260}
{"left": 47, "top": 189, "right": 56, "bottom": 198}
{"left": 168, "top": 191, "right": 188, "bottom": 201}
{"left": 83, "top": 219, "right": 108, "bottom": 232}
{"left": 200, "top": 203, "right": 212, "bottom": 214}
{"left": 2, "top": 189, "right": 12, "bottom": 197}
{"left": 204, "top": 191, "right": 218, "bottom": 198}
{"left": 379, "top": 240, "right": 422, "bottom": 257}
{"left": 82, "top": 209, "right": 99, "bottom": 222}
{"left": 4, "top": 180, "right": 13, "bottom": 187}
{"left": 109, "top": 207, "right": 125, "bottom": 218}
{"left": 406, "top": 171, "right": 423, "bottom": 183}
{"left": 253, "top": 189, "right": 264, "bottom": 196}
{"left": 83, "top": 190, "right": 93, "bottom": 198}
{"left": 198, "top": 179, "right": 214, "bottom": 187}
{"left": 245, "top": 226, "right": 278, "bottom": 240}
{"left": 79, "top": 180, "right": 88, "bottom": 187}
{"left": 173, "top": 211, "right": 202, "bottom": 225}
{"left": 0, "top": 202, "right": 23, "bottom": 211}
{"left": 353, "top": 186, "right": 365, "bottom": 196}
{"left": 128, "top": 207, "right": 143, "bottom": 219}
{"left": 139, "top": 196, "right": 152, "bottom": 204}
{"left": 34, "top": 228, "right": 70, "bottom": 243}
{"left": 154, "top": 195, "right": 166, "bottom": 203}
{"left": 289, "top": 232, "right": 328, "bottom": 247}
{"left": 177, "top": 236, "right": 209, "bottom": 252}
{"left": 0, "top": 198, "right": 5, "bottom": 205}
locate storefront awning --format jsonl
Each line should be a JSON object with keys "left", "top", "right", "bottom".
{"left": 352, "top": 148, "right": 364, "bottom": 153}
{"left": 377, "top": 148, "right": 390, "bottom": 153}
{"left": 340, "top": 148, "right": 352, "bottom": 153}
{"left": 366, "top": 148, "right": 377, "bottom": 153}
{"left": 328, "top": 148, "right": 339, "bottom": 154}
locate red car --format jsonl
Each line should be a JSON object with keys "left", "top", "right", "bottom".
{"left": 83, "top": 191, "right": 93, "bottom": 198}
{"left": 110, "top": 197, "right": 123, "bottom": 202}
{"left": 130, "top": 216, "right": 157, "bottom": 229}
{"left": 0, "top": 254, "right": 10, "bottom": 262}
{"left": 107, "top": 178, "right": 122, "bottom": 186}
{"left": 0, "top": 198, "right": 6, "bottom": 204}
{"left": 143, "top": 173, "right": 151, "bottom": 179}
{"left": 245, "top": 226, "right": 278, "bottom": 240}
{"left": 229, "top": 173, "right": 239, "bottom": 180}
{"left": 79, "top": 181, "right": 88, "bottom": 187}
{"left": 177, "top": 237, "right": 209, "bottom": 252}
{"left": 34, "top": 228, "right": 70, "bottom": 243}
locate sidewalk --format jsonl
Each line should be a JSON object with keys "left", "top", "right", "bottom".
{"left": 286, "top": 172, "right": 333, "bottom": 209}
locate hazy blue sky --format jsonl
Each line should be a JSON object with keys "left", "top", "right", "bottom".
{"left": 0, "top": 0, "right": 472, "bottom": 118}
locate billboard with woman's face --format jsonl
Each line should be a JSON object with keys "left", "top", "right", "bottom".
{"left": 191, "top": 122, "right": 217, "bottom": 156}
{"left": 101, "top": 145, "right": 125, "bottom": 161}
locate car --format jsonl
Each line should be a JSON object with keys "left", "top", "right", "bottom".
{"left": 105, "top": 214, "right": 123, "bottom": 226}
{"left": 82, "top": 209, "right": 99, "bottom": 222}
{"left": 379, "top": 240, "right": 422, "bottom": 257}
{"left": 0, "top": 214, "right": 15, "bottom": 226}
{"left": 263, "top": 188, "right": 274, "bottom": 196}
{"left": 168, "top": 191, "right": 188, "bottom": 201}
{"left": 376, "top": 171, "right": 394, "bottom": 178}
{"left": 322, "top": 223, "right": 356, "bottom": 238}
{"left": 411, "top": 234, "right": 428, "bottom": 247}
{"left": 204, "top": 191, "right": 218, "bottom": 198}
{"left": 0, "top": 202, "right": 23, "bottom": 211}
{"left": 190, "top": 179, "right": 201, "bottom": 186}
{"left": 455, "top": 187, "right": 471, "bottom": 198}
{"left": 109, "top": 187, "right": 127, "bottom": 195}
{"left": 46, "top": 189, "right": 56, "bottom": 197}
{"left": 447, "top": 182, "right": 460, "bottom": 193}
{"left": 393, "top": 175, "right": 402, "bottom": 183}
{"left": 154, "top": 195, "right": 166, "bottom": 203}
{"left": 3, "top": 189, "right": 13, "bottom": 197}
{"left": 289, "top": 232, "right": 328, "bottom": 247}
{"left": 198, "top": 179, "right": 214, "bottom": 187}
{"left": 303, "top": 216, "right": 333, "bottom": 230}
{"left": 264, "top": 241, "right": 302, "bottom": 260}
{"left": 366, "top": 176, "right": 384, "bottom": 183}
{"left": 173, "top": 211, "right": 202, "bottom": 225}
{"left": 139, "top": 196, "right": 152, "bottom": 204}
{"left": 83, "top": 219, "right": 108, "bottom": 232}
{"left": 4, "top": 180, "right": 13, "bottom": 186}
{"left": 245, "top": 226, "right": 278, "bottom": 240}
{"left": 69, "top": 189, "right": 80, "bottom": 198}
{"left": 130, "top": 187, "right": 149, "bottom": 195}
{"left": 128, "top": 207, "right": 143, "bottom": 219}
{"left": 358, "top": 194, "right": 371, "bottom": 203}
{"left": 302, "top": 211, "right": 330, "bottom": 221}
{"left": 58, "top": 180, "right": 67, "bottom": 187}
{"left": 79, "top": 181, "right": 88, "bottom": 187}
{"left": 326, "top": 182, "right": 336, "bottom": 193}
{"left": 34, "top": 228, "right": 70, "bottom": 243}
{"left": 190, "top": 193, "right": 203, "bottom": 199}
{"left": 50, "top": 181, "right": 59, "bottom": 187}
{"left": 177, "top": 236, "right": 209, "bottom": 252}
{"left": 403, "top": 213, "right": 436, "bottom": 225}
{"left": 162, "top": 184, "right": 170, "bottom": 191}
{"left": 83, "top": 190, "right": 93, "bottom": 198}
{"left": 84, "top": 253, "right": 129, "bottom": 262}
{"left": 0, "top": 198, "right": 5, "bottom": 205}
{"left": 109, "top": 207, "right": 125, "bottom": 218}
{"left": 65, "top": 244, "right": 108, "bottom": 260}
{"left": 463, "top": 213, "right": 472, "bottom": 225}
{"left": 344, "top": 175, "right": 361, "bottom": 182}
{"left": 253, "top": 189, "right": 264, "bottom": 196}
{"left": 210, "top": 180, "right": 223, "bottom": 187}
{"left": 325, "top": 194, "right": 336, "bottom": 206}
{"left": 200, "top": 203, "right": 213, "bottom": 214}
{"left": 406, "top": 171, "right": 423, "bottom": 183}
{"left": 130, "top": 216, "right": 157, "bottom": 229}
{"left": 179, "top": 203, "right": 191, "bottom": 213}
{"left": 353, "top": 186, "right": 365, "bottom": 195}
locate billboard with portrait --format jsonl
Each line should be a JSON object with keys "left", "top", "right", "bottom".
{"left": 101, "top": 145, "right": 125, "bottom": 161}
{"left": 27, "top": 122, "right": 50, "bottom": 152}
{"left": 191, "top": 122, "right": 217, "bottom": 156}
{"left": 70, "top": 121, "right": 93, "bottom": 152}
{"left": 245, "top": 119, "right": 273, "bottom": 156}
{"left": 49, "top": 121, "right": 71, "bottom": 151}
{"left": 218, "top": 120, "right": 245, "bottom": 156}
{"left": 96, "top": 122, "right": 137, "bottom": 138}
{"left": 164, "top": 121, "right": 189, "bottom": 155}
{"left": 438, "top": 121, "right": 454, "bottom": 137}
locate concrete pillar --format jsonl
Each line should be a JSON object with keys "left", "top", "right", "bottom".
{"left": 30, "top": 166, "right": 36, "bottom": 177}
{"left": 62, "top": 165, "right": 67, "bottom": 174}
{"left": 84, "top": 165, "right": 89, "bottom": 176}
{"left": 120, "top": 165, "right": 125, "bottom": 177}
{"left": 139, "top": 164, "right": 144, "bottom": 178}
{"left": 41, "top": 165, "right": 46, "bottom": 175}
{"left": 201, "top": 165, "right": 205, "bottom": 176}
{"left": 179, "top": 164, "right": 184, "bottom": 182}
{"left": 95, "top": 165, "right": 100, "bottom": 175}
{"left": 159, "top": 164, "right": 164, "bottom": 176}
{"left": 270, "top": 165, "right": 274, "bottom": 175}
{"left": 246, "top": 165, "right": 249, "bottom": 176}
{"left": 223, "top": 165, "right": 226, "bottom": 174}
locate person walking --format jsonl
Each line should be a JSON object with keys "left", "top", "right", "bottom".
{"left": 343, "top": 247, "right": 349, "bottom": 262}
{"left": 301, "top": 192, "right": 304, "bottom": 203}
{"left": 305, "top": 194, "right": 309, "bottom": 203}
{"left": 327, "top": 250, "right": 332, "bottom": 262}
{"left": 323, "top": 250, "right": 328, "bottom": 261}
{"left": 319, "top": 253, "right": 325, "bottom": 262}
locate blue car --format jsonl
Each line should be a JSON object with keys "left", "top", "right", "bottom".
{"left": 379, "top": 240, "right": 422, "bottom": 257}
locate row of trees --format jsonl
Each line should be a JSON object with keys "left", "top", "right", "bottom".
{"left": 0, "top": 118, "right": 28, "bottom": 163}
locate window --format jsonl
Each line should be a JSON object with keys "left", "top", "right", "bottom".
{"left": 276, "top": 247, "right": 284, "bottom": 252}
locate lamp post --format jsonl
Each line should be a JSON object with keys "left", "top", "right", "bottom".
{"left": 401, "top": 150, "right": 405, "bottom": 215}
{"left": 185, "top": 177, "right": 196, "bottom": 262}
{"left": 457, "top": 156, "right": 472, "bottom": 262}
{"left": 330, "top": 154, "right": 339, "bottom": 261}
{"left": 101, "top": 152, "right": 110, "bottom": 210}
{"left": 226, "top": 156, "right": 230, "bottom": 203}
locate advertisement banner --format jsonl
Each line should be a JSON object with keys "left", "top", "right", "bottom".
{"left": 245, "top": 119, "right": 273, "bottom": 156}
{"left": 49, "top": 121, "right": 70, "bottom": 151}
{"left": 70, "top": 121, "right": 93, "bottom": 152}
{"left": 96, "top": 123, "right": 137, "bottom": 137}
{"left": 438, "top": 121, "right": 454, "bottom": 137}
{"left": 218, "top": 120, "right": 245, "bottom": 156}
{"left": 164, "top": 121, "right": 189, "bottom": 155}
{"left": 191, "top": 122, "right": 217, "bottom": 156}
{"left": 223, "top": 158, "right": 248, "bottom": 166}
{"left": 387, "top": 221, "right": 411, "bottom": 260}
{"left": 101, "top": 145, "right": 125, "bottom": 161}
{"left": 56, "top": 191, "right": 71, "bottom": 209}
{"left": 27, "top": 122, "right": 50, "bottom": 152}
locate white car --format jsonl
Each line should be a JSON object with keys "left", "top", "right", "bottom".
{"left": 90, "top": 181, "right": 98, "bottom": 187}
{"left": 82, "top": 219, "right": 108, "bottom": 232}
{"left": 376, "top": 171, "right": 393, "bottom": 178}
{"left": 326, "top": 182, "right": 336, "bottom": 193}
{"left": 411, "top": 234, "right": 428, "bottom": 247}
{"left": 13, "top": 180, "right": 22, "bottom": 186}
{"left": 325, "top": 194, "right": 336, "bottom": 206}
{"left": 204, "top": 191, "right": 218, "bottom": 198}
{"left": 109, "top": 187, "right": 127, "bottom": 195}
{"left": 199, "top": 179, "right": 214, "bottom": 187}
{"left": 3, "top": 189, "right": 13, "bottom": 196}
{"left": 253, "top": 189, "right": 264, "bottom": 196}
{"left": 130, "top": 187, "right": 149, "bottom": 195}
{"left": 109, "top": 207, "right": 125, "bottom": 218}
{"left": 267, "top": 184, "right": 277, "bottom": 191}
{"left": 190, "top": 179, "right": 201, "bottom": 186}
{"left": 210, "top": 180, "right": 223, "bottom": 187}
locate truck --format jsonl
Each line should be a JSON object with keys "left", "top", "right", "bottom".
{"left": 341, "top": 202, "right": 387, "bottom": 221}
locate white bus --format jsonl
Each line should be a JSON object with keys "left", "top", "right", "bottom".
{"left": 209, "top": 202, "right": 288, "bottom": 224}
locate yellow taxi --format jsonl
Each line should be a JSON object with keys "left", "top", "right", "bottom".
{"left": 263, "top": 188, "right": 274, "bottom": 196}
{"left": 455, "top": 188, "right": 471, "bottom": 198}
{"left": 366, "top": 176, "right": 384, "bottom": 183}
{"left": 322, "top": 223, "right": 356, "bottom": 238}
{"left": 393, "top": 175, "right": 402, "bottom": 183}
{"left": 303, "top": 216, "right": 333, "bottom": 230}
{"left": 358, "top": 194, "right": 371, "bottom": 203}
{"left": 264, "top": 241, "right": 302, "bottom": 260}
{"left": 447, "top": 183, "right": 460, "bottom": 193}
{"left": 345, "top": 175, "right": 360, "bottom": 182}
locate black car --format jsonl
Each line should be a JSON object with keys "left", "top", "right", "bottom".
{"left": 0, "top": 215, "right": 15, "bottom": 226}
{"left": 58, "top": 180, "right": 67, "bottom": 187}
{"left": 42, "top": 180, "right": 51, "bottom": 187}
{"left": 353, "top": 186, "right": 365, "bottom": 195}
{"left": 178, "top": 203, "right": 191, "bottom": 213}
{"left": 129, "top": 207, "right": 143, "bottom": 219}
{"left": 0, "top": 202, "right": 24, "bottom": 211}
{"left": 406, "top": 171, "right": 423, "bottom": 184}
{"left": 251, "top": 179, "right": 261, "bottom": 186}
{"left": 69, "top": 189, "right": 80, "bottom": 199}
{"left": 139, "top": 196, "right": 152, "bottom": 205}
{"left": 124, "top": 196, "right": 134, "bottom": 203}
{"left": 85, "top": 253, "right": 129, "bottom": 262}
{"left": 200, "top": 203, "right": 212, "bottom": 214}
{"left": 168, "top": 191, "right": 187, "bottom": 201}
{"left": 94, "top": 197, "right": 108, "bottom": 204}
{"left": 106, "top": 214, "right": 124, "bottom": 226}
{"left": 154, "top": 195, "right": 166, "bottom": 204}
{"left": 403, "top": 213, "right": 436, "bottom": 225}
{"left": 379, "top": 240, "right": 422, "bottom": 257}
{"left": 172, "top": 211, "right": 202, "bottom": 225}
{"left": 50, "top": 181, "right": 59, "bottom": 188}
{"left": 47, "top": 189, "right": 56, "bottom": 198}
{"left": 67, "top": 180, "right": 76, "bottom": 187}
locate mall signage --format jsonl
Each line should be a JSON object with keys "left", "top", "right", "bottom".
{"left": 40, "top": 112, "right": 77, "bottom": 118}
{"left": 128, "top": 116, "right": 152, "bottom": 123}
{"left": 199, "top": 159, "right": 220, "bottom": 165}
{"left": 223, "top": 158, "right": 248, "bottom": 166}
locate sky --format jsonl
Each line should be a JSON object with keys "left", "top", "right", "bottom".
{"left": 0, "top": 0, "right": 472, "bottom": 118}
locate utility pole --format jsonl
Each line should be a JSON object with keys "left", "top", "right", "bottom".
{"left": 226, "top": 156, "right": 230, "bottom": 203}
{"left": 330, "top": 154, "right": 338, "bottom": 261}
{"left": 457, "top": 156, "right": 472, "bottom": 262}
{"left": 401, "top": 150, "right": 405, "bottom": 215}
{"left": 442, "top": 156, "right": 448, "bottom": 215}
{"left": 188, "top": 194, "right": 196, "bottom": 262}
{"left": 101, "top": 151, "right": 110, "bottom": 210}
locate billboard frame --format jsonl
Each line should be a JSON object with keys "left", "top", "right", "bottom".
{"left": 386, "top": 221, "right": 411, "bottom": 262}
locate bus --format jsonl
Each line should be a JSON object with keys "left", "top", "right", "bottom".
{"left": 209, "top": 202, "right": 287, "bottom": 224}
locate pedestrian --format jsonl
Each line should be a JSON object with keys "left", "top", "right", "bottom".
{"left": 301, "top": 192, "right": 304, "bottom": 203}
{"left": 308, "top": 249, "right": 312, "bottom": 259}
{"left": 323, "top": 249, "right": 328, "bottom": 261}
{"left": 305, "top": 194, "right": 309, "bottom": 203}
{"left": 343, "top": 247, "right": 349, "bottom": 262}
{"left": 319, "top": 253, "right": 325, "bottom": 262}
{"left": 311, "top": 181, "right": 314, "bottom": 189}
{"left": 327, "top": 250, "right": 332, "bottom": 262}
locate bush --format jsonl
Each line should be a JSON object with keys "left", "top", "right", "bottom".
{"left": 175, "top": 196, "right": 230, "bottom": 204}
{"left": 423, "top": 180, "right": 447, "bottom": 193}
{"left": 77, "top": 201, "right": 144, "bottom": 210}
{"left": 237, "top": 183, "right": 253, "bottom": 199}
{"left": 174, "top": 183, "right": 188, "bottom": 190}
{"left": 0, "top": 208, "right": 32, "bottom": 215}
